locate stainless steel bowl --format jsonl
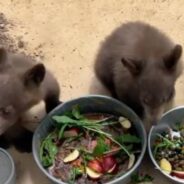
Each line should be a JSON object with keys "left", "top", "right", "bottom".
{"left": 148, "top": 106, "right": 184, "bottom": 184}
{"left": 33, "top": 95, "right": 147, "bottom": 184}
{"left": 0, "top": 148, "right": 16, "bottom": 184}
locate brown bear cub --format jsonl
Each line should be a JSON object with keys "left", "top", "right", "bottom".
{"left": 0, "top": 47, "right": 61, "bottom": 152}
{"left": 95, "top": 21, "right": 183, "bottom": 130}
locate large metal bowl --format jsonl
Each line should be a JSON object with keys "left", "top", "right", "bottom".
{"left": 148, "top": 106, "right": 184, "bottom": 184}
{"left": 33, "top": 95, "right": 147, "bottom": 184}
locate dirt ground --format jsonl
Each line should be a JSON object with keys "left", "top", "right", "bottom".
{"left": 1, "top": 0, "right": 184, "bottom": 183}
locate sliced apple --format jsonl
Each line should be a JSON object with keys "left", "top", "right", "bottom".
{"left": 63, "top": 128, "right": 78, "bottom": 138}
{"left": 90, "top": 140, "right": 97, "bottom": 150}
{"left": 88, "top": 159, "right": 103, "bottom": 173}
{"left": 86, "top": 166, "right": 101, "bottom": 179}
{"left": 107, "top": 163, "right": 117, "bottom": 173}
{"left": 160, "top": 158, "right": 172, "bottom": 174}
{"left": 102, "top": 156, "right": 117, "bottom": 173}
{"left": 172, "top": 170, "right": 184, "bottom": 179}
{"left": 63, "top": 149, "right": 80, "bottom": 163}
{"left": 128, "top": 154, "right": 135, "bottom": 169}
{"left": 119, "top": 117, "right": 131, "bottom": 129}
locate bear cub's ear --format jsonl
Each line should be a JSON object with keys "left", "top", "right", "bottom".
{"left": 121, "top": 58, "right": 143, "bottom": 75}
{"left": 23, "top": 63, "right": 46, "bottom": 86}
{"left": 164, "top": 44, "right": 182, "bottom": 69}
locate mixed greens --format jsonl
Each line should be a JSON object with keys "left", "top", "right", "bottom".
{"left": 131, "top": 172, "right": 153, "bottom": 184}
{"left": 40, "top": 106, "right": 141, "bottom": 184}
{"left": 153, "top": 122, "right": 184, "bottom": 180}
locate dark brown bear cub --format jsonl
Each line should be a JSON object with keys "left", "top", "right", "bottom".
{"left": 95, "top": 21, "right": 183, "bottom": 130}
{"left": 0, "top": 47, "right": 61, "bottom": 152}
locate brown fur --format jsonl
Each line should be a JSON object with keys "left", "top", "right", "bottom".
{"left": 95, "top": 21, "right": 183, "bottom": 130}
{"left": 0, "top": 47, "right": 61, "bottom": 152}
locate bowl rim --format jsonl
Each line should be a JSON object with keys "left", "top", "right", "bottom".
{"left": 0, "top": 148, "right": 15, "bottom": 184}
{"left": 148, "top": 106, "right": 184, "bottom": 184}
{"left": 33, "top": 94, "right": 147, "bottom": 184}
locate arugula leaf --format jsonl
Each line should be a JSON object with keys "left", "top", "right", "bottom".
{"left": 125, "top": 144, "right": 134, "bottom": 151}
{"left": 93, "top": 137, "right": 110, "bottom": 156}
{"left": 116, "top": 134, "right": 141, "bottom": 144}
{"left": 53, "top": 115, "right": 78, "bottom": 124}
{"left": 58, "top": 124, "right": 68, "bottom": 139}
{"left": 65, "top": 133, "right": 83, "bottom": 144}
{"left": 53, "top": 115, "right": 99, "bottom": 127}
{"left": 153, "top": 133, "right": 178, "bottom": 156}
{"left": 153, "top": 142, "right": 167, "bottom": 156}
{"left": 131, "top": 173, "right": 153, "bottom": 183}
{"left": 68, "top": 167, "right": 82, "bottom": 184}
{"left": 72, "top": 105, "right": 84, "bottom": 119}
{"left": 84, "top": 154, "right": 94, "bottom": 161}
{"left": 40, "top": 133, "right": 58, "bottom": 167}
{"left": 52, "top": 108, "right": 131, "bottom": 157}
{"left": 174, "top": 122, "right": 183, "bottom": 131}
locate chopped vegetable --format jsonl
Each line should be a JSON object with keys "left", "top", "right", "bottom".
{"left": 53, "top": 111, "right": 130, "bottom": 156}
{"left": 116, "top": 134, "right": 141, "bottom": 144}
{"left": 40, "top": 133, "right": 58, "bottom": 167}
{"left": 68, "top": 167, "right": 83, "bottom": 184}
{"left": 93, "top": 137, "right": 110, "bottom": 157}
{"left": 131, "top": 173, "right": 154, "bottom": 183}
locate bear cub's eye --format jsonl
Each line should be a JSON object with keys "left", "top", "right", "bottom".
{"left": 0, "top": 106, "right": 13, "bottom": 116}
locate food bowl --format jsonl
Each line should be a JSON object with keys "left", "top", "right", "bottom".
{"left": 0, "top": 148, "right": 15, "bottom": 184}
{"left": 33, "top": 95, "right": 146, "bottom": 184}
{"left": 148, "top": 106, "right": 184, "bottom": 184}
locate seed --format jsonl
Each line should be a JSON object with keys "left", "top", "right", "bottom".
{"left": 180, "top": 160, "right": 184, "bottom": 164}
{"left": 174, "top": 155, "right": 179, "bottom": 160}
{"left": 168, "top": 158, "right": 175, "bottom": 162}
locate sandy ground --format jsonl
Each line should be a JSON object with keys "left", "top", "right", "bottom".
{"left": 1, "top": 0, "right": 184, "bottom": 183}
